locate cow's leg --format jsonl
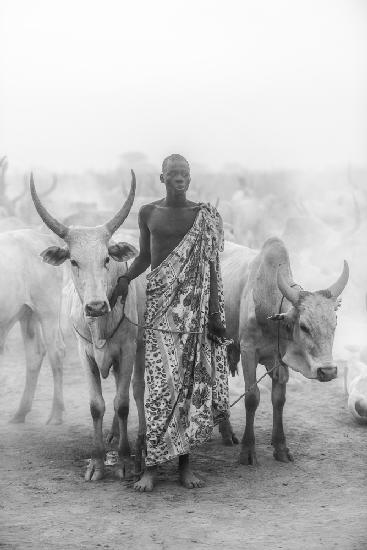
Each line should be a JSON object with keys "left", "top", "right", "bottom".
{"left": 218, "top": 342, "right": 240, "bottom": 446}
{"left": 107, "top": 342, "right": 143, "bottom": 450}
{"left": 271, "top": 376, "right": 293, "bottom": 462}
{"left": 132, "top": 339, "right": 146, "bottom": 476}
{"left": 40, "top": 317, "right": 65, "bottom": 425}
{"left": 113, "top": 342, "right": 135, "bottom": 478}
{"left": 10, "top": 311, "right": 46, "bottom": 423}
{"left": 218, "top": 417, "right": 239, "bottom": 446}
{"left": 239, "top": 346, "right": 259, "bottom": 465}
{"left": 106, "top": 411, "right": 119, "bottom": 445}
{"left": 82, "top": 351, "right": 106, "bottom": 481}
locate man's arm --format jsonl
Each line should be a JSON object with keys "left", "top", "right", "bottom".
{"left": 109, "top": 206, "right": 151, "bottom": 308}
{"left": 124, "top": 205, "right": 152, "bottom": 280}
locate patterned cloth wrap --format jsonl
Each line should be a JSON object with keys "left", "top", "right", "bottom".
{"left": 144, "top": 203, "right": 230, "bottom": 466}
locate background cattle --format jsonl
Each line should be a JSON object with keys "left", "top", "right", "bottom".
{"left": 0, "top": 228, "right": 65, "bottom": 423}
{"left": 343, "top": 350, "right": 367, "bottom": 423}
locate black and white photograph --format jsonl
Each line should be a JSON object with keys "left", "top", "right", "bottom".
{"left": 0, "top": 1, "right": 366, "bottom": 548}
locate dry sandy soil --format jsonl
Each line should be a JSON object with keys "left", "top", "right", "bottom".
{"left": 1, "top": 327, "right": 366, "bottom": 550}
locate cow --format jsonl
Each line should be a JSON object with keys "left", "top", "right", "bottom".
{"left": 0, "top": 229, "right": 65, "bottom": 423}
{"left": 30, "top": 171, "right": 146, "bottom": 481}
{"left": 342, "top": 341, "right": 367, "bottom": 424}
{"left": 344, "top": 358, "right": 367, "bottom": 423}
{"left": 221, "top": 237, "right": 349, "bottom": 465}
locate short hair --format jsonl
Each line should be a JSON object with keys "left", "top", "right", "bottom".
{"left": 162, "top": 154, "right": 190, "bottom": 174}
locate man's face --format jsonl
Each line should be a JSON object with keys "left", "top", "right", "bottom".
{"left": 160, "top": 159, "right": 191, "bottom": 193}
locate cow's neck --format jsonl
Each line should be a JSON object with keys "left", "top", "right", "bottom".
{"left": 75, "top": 261, "right": 131, "bottom": 346}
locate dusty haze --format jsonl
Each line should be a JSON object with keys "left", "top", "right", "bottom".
{"left": 0, "top": 0, "right": 366, "bottom": 172}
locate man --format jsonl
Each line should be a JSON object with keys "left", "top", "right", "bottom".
{"left": 110, "top": 154, "right": 229, "bottom": 492}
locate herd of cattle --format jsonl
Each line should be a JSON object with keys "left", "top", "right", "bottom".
{"left": 1, "top": 156, "right": 366, "bottom": 480}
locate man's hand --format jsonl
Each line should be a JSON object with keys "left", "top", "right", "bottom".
{"left": 109, "top": 277, "right": 129, "bottom": 310}
{"left": 207, "top": 312, "right": 226, "bottom": 340}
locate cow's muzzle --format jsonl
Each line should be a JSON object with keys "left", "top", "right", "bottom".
{"left": 316, "top": 365, "right": 338, "bottom": 382}
{"left": 85, "top": 300, "right": 109, "bottom": 317}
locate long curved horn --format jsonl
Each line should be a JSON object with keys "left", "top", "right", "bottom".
{"left": 326, "top": 260, "right": 349, "bottom": 298}
{"left": 30, "top": 173, "right": 69, "bottom": 239}
{"left": 277, "top": 269, "right": 300, "bottom": 305}
{"left": 105, "top": 169, "right": 136, "bottom": 235}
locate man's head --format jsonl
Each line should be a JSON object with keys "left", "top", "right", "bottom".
{"left": 160, "top": 154, "right": 191, "bottom": 194}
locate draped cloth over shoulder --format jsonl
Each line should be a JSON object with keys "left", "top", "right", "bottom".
{"left": 144, "top": 203, "right": 229, "bottom": 466}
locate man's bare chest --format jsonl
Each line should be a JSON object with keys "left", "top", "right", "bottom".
{"left": 148, "top": 207, "right": 199, "bottom": 242}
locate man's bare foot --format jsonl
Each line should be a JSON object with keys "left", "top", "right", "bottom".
{"left": 134, "top": 467, "right": 156, "bottom": 492}
{"left": 179, "top": 454, "right": 205, "bottom": 489}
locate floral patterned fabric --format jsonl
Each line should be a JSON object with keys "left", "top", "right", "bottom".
{"left": 144, "top": 203, "right": 229, "bottom": 466}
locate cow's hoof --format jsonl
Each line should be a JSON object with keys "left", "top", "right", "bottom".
{"left": 239, "top": 447, "right": 258, "bottom": 466}
{"left": 114, "top": 458, "right": 134, "bottom": 480}
{"left": 113, "top": 463, "right": 126, "bottom": 480}
{"left": 222, "top": 432, "right": 239, "bottom": 446}
{"left": 273, "top": 447, "right": 294, "bottom": 463}
{"left": 9, "top": 413, "right": 26, "bottom": 424}
{"left": 85, "top": 459, "right": 105, "bottom": 481}
{"left": 232, "top": 433, "right": 239, "bottom": 445}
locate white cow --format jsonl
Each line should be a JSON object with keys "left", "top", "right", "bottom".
{"left": 0, "top": 229, "right": 65, "bottom": 423}
{"left": 30, "top": 172, "right": 146, "bottom": 481}
{"left": 343, "top": 351, "right": 367, "bottom": 423}
{"left": 221, "top": 237, "right": 349, "bottom": 465}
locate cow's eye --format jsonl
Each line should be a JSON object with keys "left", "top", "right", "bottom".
{"left": 70, "top": 259, "right": 79, "bottom": 268}
{"left": 104, "top": 257, "right": 110, "bottom": 267}
{"left": 300, "top": 323, "right": 310, "bottom": 334}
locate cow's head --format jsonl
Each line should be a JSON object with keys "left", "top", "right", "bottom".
{"left": 30, "top": 171, "right": 138, "bottom": 318}
{"left": 270, "top": 262, "right": 349, "bottom": 382}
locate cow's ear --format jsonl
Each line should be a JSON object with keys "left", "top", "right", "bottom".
{"left": 108, "top": 242, "right": 138, "bottom": 262}
{"left": 40, "top": 246, "right": 70, "bottom": 266}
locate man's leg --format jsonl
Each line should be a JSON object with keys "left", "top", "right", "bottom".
{"left": 134, "top": 465, "right": 157, "bottom": 492}
{"left": 179, "top": 454, "right": 205, "bottom": 489}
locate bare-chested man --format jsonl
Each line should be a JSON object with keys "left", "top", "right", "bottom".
{"left": 110, "top": 154, "right": 229, "bottom": 491}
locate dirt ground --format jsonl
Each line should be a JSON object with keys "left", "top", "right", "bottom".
{"left": 1, "top": 327, "right": 366, "bottom": 550}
